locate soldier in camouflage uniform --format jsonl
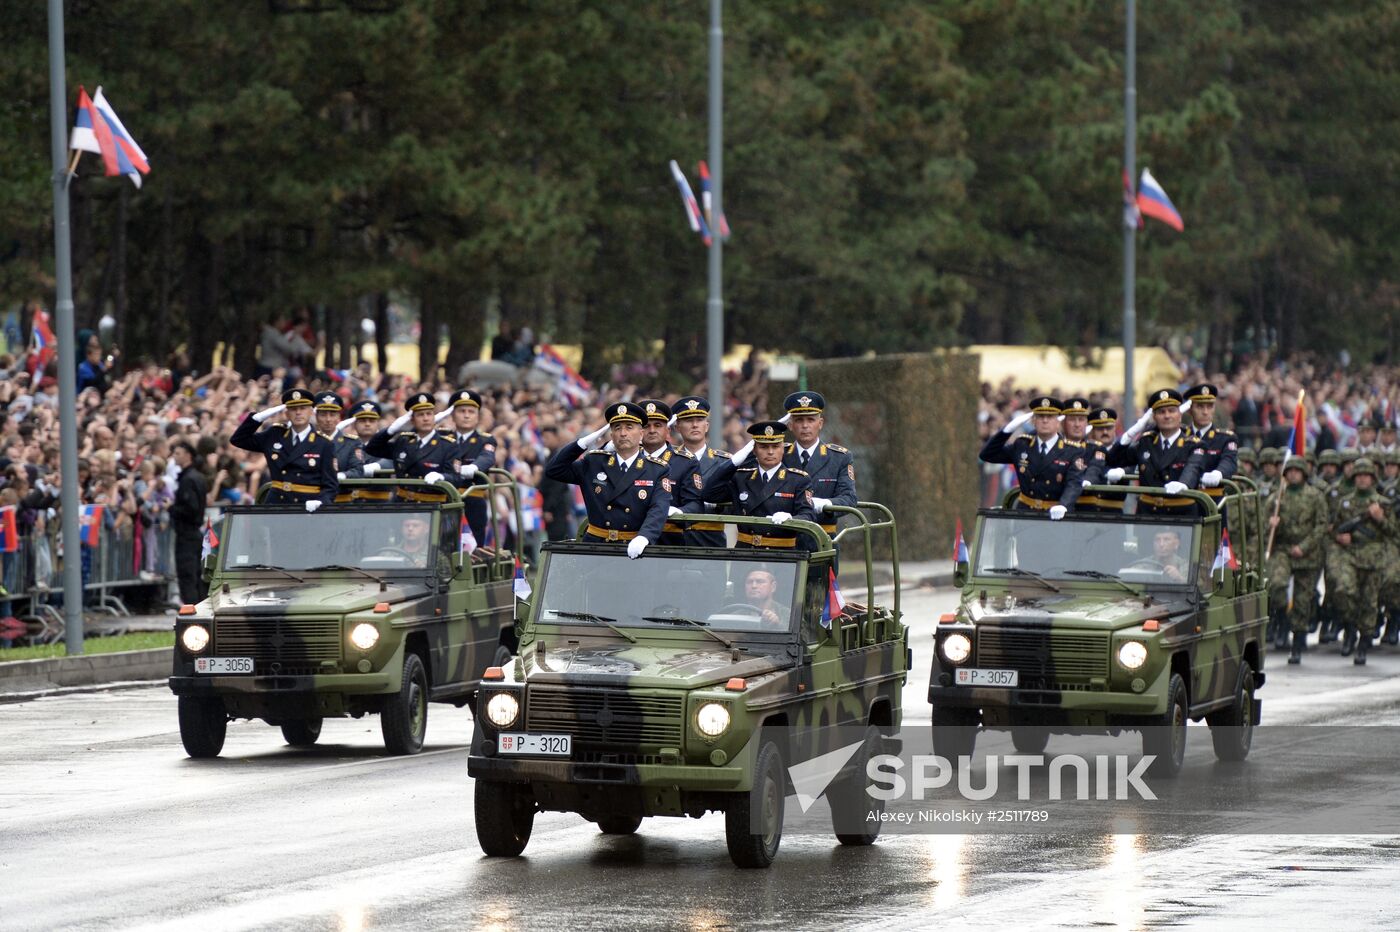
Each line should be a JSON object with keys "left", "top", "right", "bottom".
{"left": 1256, "top": 448, "right": 1282, "bottom": 497}
{"left": 1237, "top": 446, "right": 1257, "bottom": 481}
{"left": 1327, "top": 458, "right": 1395, "bottom": 664}
{"left": 1267, "top": 458, "right": 1329, "bottom": 664}
{"left": 1314, "top": 449, "right": 1341, "bottom": 491}
{"left": 1380, "top": 450, "right": 1400, "bottom": 497}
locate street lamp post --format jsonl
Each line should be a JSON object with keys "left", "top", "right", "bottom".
{"left": 705, "top": 0, "right": 724, "bottom": 449}
{"left": 1122, "top": 0, "right": 1137, "bottom": 412}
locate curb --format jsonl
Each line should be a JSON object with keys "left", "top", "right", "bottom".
{"left": 0, "top": 648, "right": 171, "bottom": 699}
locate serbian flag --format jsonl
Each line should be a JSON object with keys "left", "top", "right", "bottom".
{"left": 1286, "top": 398, "right": 1307, "bottom": 458}
{"left": 80, "top": 504, "right": 104, "bottom": 547}
{"left": 460, "top": 514, "right": 478, "bottom": 554}
{"left": 696, "top": 160, "right": 731, "bottom": 245}
{"left": 31, "top": 307, "right": 57, "bottom": 369}
{"left": 71, "top": 86, "right": 150, "bottom": 188}
{"left": 668, "top": 160, "right": 711, "bottom": 241}
{"left": 0, "top": 506, "right": 17, "bottom": 554}
{"left": 201, "top": 520, "right": 219, "bottom": 560}
{"left": 1136, "top": 168, "right": 1184, "bottom": 232}
{"left": 820, "top": 567, "right": 846, "bottom": 629}
{"left": 534, "top": 344, "right": 593, "bottom": 407}
{"left": 513, "top": 556, "right": 532, "bottom": 600}
{"left": 1212, "top": 529, "right": 1240, "bottom": 574}
{"left": 953, "top": 518, "right": 969, "bottom": 564}
{"left": 519, "top": 486, "right": 544, "bottom": 533}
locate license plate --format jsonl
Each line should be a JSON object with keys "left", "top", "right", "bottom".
{"left": 954, "top": 667, "right": 1018, "bottom": 687}
{"left": 497, "top": 733, "right": 572, "bottom": 757}
{"left": 195, "top": 657, "right": 254, "bottom": 675}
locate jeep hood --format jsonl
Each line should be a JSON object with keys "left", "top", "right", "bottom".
{"left": 209, "top": 579, "right": 433, "bottom": 616}
{"left": 968, "top": 592, "right": 1193, "bottom": 630}
{"left": 523, "top": 641, "right": 794, "bottom": 690}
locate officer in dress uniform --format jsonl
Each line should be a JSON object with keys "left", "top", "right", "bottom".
{"left": 1184, "top": 383, "right": 1239, "bottom": 506}
{"left": 230, "top": 388, "right": 339, "bottom": 508}
{"left": 313, "top": 392, "right": 364, "bottom": 475}
{"left": 781, "top": 391, "right": 857, "bottom": 542}
{"left": 704, "top": 421, "right": 817, "bottom": 550}
{"left": 636, "top": 400, "right": 701, "bottom": 546}
{"left": 979, "top": 396, "right": 1084, "bottom": 519}
{"left": 442, "top": 389, "right": 498, "bottom": 544}
{"left": 333, "top": 400, "right": 394, "bottom": 502}
{"left": 543, "top": 401, "right": 672, "bottom": 558}
{"left": 1075, "top": 406, "right": 1128, "bottom": 513}
{"left": 364, "top": 392, "right": 455, "bottom": 503}
{"left": 1060, "top": 398, "right": 1115, "bottom": 512}
{"left": 1105, "top": 389, "right": 1205, "bottom": 516}
{"left": 671, "top": 395, "right": 732, "bottom": 548}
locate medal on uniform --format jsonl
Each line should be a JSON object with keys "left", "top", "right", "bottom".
{"left": 273, "top": 443, "right": 282, "bottom": 450}
{"left": 739, "top": 492, "right": 749, "bottom": 501}
{"left": 594, "top": 485, "right": 603, "bottom": 494}
{"left": 638, "top": 489, "right": 648, "bottom": 500}
{"left": 271, "top": 454, "right": 278, "bottom": 461}
{"left": 596, "top": 472, "right": 607, "bottom": 482}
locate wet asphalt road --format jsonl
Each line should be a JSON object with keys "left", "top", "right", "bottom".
{"left": 3, "top": 586, "right": 1400, "bottom": 931}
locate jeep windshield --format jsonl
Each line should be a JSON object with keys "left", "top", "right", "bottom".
{"left": 218, "top": 509, "right": 440, "bottom": 573}
{"left": 974, "top": 513, "right": 1201, "bottom": 588}
{"left": 535, "top": 550, "right": 801, "bottom": 634}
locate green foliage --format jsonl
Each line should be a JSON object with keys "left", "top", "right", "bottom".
{"left": 1, "top": 0, "right": 1394, "bottom": 372}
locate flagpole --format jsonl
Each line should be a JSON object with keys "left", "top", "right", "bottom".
{"left": 47, "top": 0, "right": 85, "bottom": 654}
{"left": 1122, "top": 0, "right": 1137, "bottom": 414}
{"left": 1265, "top": 389, "right": 1305, "bottom": 560}
{"left": 705, "top": 0, "right": 725, "bottom": 450}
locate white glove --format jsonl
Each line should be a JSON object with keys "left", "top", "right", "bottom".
{"left": 770, "top": 512, "right": 792, "bottom": 525}
{"left": 1179, "top": 399, "right": 1193, "bottom": 415}
{"left": 778, "top": 413, "right": 791, "bottom": 425}
{"left": 362, "top": 462, "right": 381, "bottom": 477}
{"left": 626, "top": 537, "right": 649, "bottom": 559}
{"left": 337, "top": 471, "right": 347, "bottom": 481}
{"left": 1003, "top": 410, "right": 1034, "bottom": 433}
{"left": 578, "top": 424, "right": 610, "bottom": 450}
{"left": 1106, "top": 467, "right": 1126, "bottom": 483}
{"left": 1201, "top": 470, "right": 1223, "bottom": 488}
{"left": 388, "top": 412, "right": 412, "bottom": 435}
{"left": 458, "top": 463, "right": 478, "bottom": 479}
{"left": 1123, "top": 408, "right": 1155, "bottom": 443}
{"left": 1164, "top": 481, "right": 1187, "bottom": 494}
{"left": 667, "top": 506, "right": 683, "bottom": 517}
{"left": 252, "top": 404, "right": 286, "bottom": 423}
{"left": 602, "top": 440, "right": 615, "bottom": 453}
{"left": 434, "top": 408, "right": 453, "bottom": 424}
{"left": 667, "top": 414, "right": 677, "bottom": 428}
{"left": 333, "top": 418, "right": 356, "bottom": 437}
{"left": 424, "top": 471, "right": 444, "bottom": 484}
{"left": 731, "top": 440, "right": 755, "bottom": 466}
{"left": 305, "top": 500, "right": 322, "bottom": 513}
{"left": 812, "top": 497, "right": 832, "bottom": 513}
{"left": 1049, "top": 505, "right": 1067, "bottom": 520}
{"left": 1081, "top": 478, "right": 1092, "bottom": 488}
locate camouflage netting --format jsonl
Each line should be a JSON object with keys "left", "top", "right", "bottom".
{"left": 771, "top": 352, "right": 980, "bottom": 560}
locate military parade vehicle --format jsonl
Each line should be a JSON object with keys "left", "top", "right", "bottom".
{"left": 929, "top": 480, "right": 1267, "bottom": 776}
{"left": 169, "top": 475, "right": 522, "bottom": 758}
{"left": 468, "top": 505, "right": 909, "bottom": 868}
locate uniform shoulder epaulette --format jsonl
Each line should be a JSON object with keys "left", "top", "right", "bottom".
{"left": 585, "top": 448, "right": 611, "bottom": 456}
{"left": 1065, "top": 439, "right": 1086, "bottom": 448}
{"left": 787, "top": 467, "right": 810, "bottom": 477}
{"left": 643, "top": 453, "right": 669, "bottom": 467}
{"left": 711, "top": 449, "right": 732, "bottom": 458}
{"left": 671, "top": 447, "right": 696, "bottom": 459}
{"left": 824, "top": 442, "right": 849, "bottom": 454}
{"left": 784, "top": 442, "right": 795, "bottom": 453}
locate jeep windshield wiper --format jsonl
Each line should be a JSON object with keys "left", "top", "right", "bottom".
{"left": 641, "top": 616, "right": 734, "bottom": 649}
{"left": 1063, "top": 569, "right": 1143, "bottom": 596}
{"left": 549, "top": 610, "right": 637, "bottom": 643}
{"left": 232, "top": 564, "right": 305, "bottom": 583}
{"left": 305, "top": 564, "right": 383, "bottom": 585}
{"left": 983, "top": 566, "right": 1061, "bottom": 592}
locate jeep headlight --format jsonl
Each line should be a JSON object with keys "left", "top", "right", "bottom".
{"left": 941, "top": 633, "right": 972, "bottom": 664}
{"left": 485, "top": 692, "right": 520, "bottom": 728}
{"left": 349, "top": 623, "right": 380, "bottom": 651}
{"left": 1118, "top": 641, "right": 1148, "bottom": 670}
{"left": 181, "top": 624, "right": 210, "bottom": 653}
{"left": 695, "top": 702, "right": 731, "bottom": 737}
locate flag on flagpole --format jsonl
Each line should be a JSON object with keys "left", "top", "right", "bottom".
{"left": 1136, "top": 168, "right": 1184, "bottom": 231}
{"left": 697, "top": 160, "right": 730, "bottom": 244}
{"left": 70, "top": 86, "right": 150, "bottom": 187}
{"left": 1122, "top": 169, "right": 1143, "bottom": 230}
{"left": 668, "top": 160, "right": 711, "bottom": 241}
{"left": 820, "top": 567, "right": 846, "bottom": 629}
{"left": 80, "top": 504, "right": 104, "bottom": 547}
{"left": 953, "top": 518, "right": 969, "bottom": 564}
{"left": 1212, "top": 529, "right": 1240, "bottom": 574}
{"left": 1286, "top": 392, "right": 1307, "bottom": 458}
{"left": 31, "top": 307, "right": 57, "bottom": 370}
{"left": 513, "top": 557, "right": 532, "bottom": 600}
{"left": 201, "top": 519, "right": 219, "bottom": 560}
{"left": 460, "top": 515, "right": 478, "bottom": 554}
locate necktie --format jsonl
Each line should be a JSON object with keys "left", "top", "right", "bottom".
{"left": 800, "top": 450, "right": 810, "bottom": 468}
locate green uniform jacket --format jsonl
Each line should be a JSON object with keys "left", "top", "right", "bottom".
{"left": 1271, "top": 482, "right": 1329, "bottom": 568}
{"left": 1331, "top": 485, "right": 1396, "bottom": 569}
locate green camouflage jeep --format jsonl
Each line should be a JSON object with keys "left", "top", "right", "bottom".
{"left": 929, "top": 480, "right": 1267, "bottom": 776}
{"left": 467, "top": 505, "right": 909, "bottom": 868}
{"left": 169, "top": 476, "right": 521, "bottom": 758}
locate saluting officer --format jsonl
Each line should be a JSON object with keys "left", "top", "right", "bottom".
{"left": 1060, "top": 398, "right": 1114, "bottom": 512}
{"left": 313, "top": 392, "right": 364, "bottom": 476}
{"left": 979, "top": 396, "right": 1084, "bottom": 519}
{"left": 543, "top": 401, "right": 672, "bottom": 558}
{"left": 1184, "top": 383, "right": 1239, "bottom": 505}
{"left": 782, "top": 391, "right": 857, "bottom": 541}
{"left": 672, "top": 395, "right": 733, "bottom": 547}
{"left": 333, "top": 400, "right": 394, "bottom": 502}
{"left": 364, "top": 392, "right": 455, "bottom": 502}
{"left": 704, "top": 421, "right": 816, "bottom": 550}
{"left": 231, "top": 388, "right": 339, "bottom": 509}
{"left": 1076, "top": 406, "right": 1127, "bottom": 513}
{"left": 1105, "top": 389, "right": 1204, "bottom": 516}
{"left": 637, "top": 399, "right": 700, "bottom": 546}
{"left": 443, "top": 389, "right": 498, "bottom": 544}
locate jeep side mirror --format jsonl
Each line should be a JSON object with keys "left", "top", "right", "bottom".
{"left": 201, "top": 551, "right": 217, "bottom": 583}
{"left": 953, "top": 560, "right": 969, "bottom": 588}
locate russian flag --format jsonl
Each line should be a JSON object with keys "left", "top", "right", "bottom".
{"left": 1136, "top": 168, "right": 1184, "bottom": 232}
{"left": 953, "top": 518, "right": 969, "bottom": 564}
{"left": 1212, "top": 529, "right": 1240, "bottom": 574}
{"left": 0, "top": 506, "right": 17, "bottom": 554}
{"left": 513, "top": 557, "right": 532, "bottom": 600}
{"left": 31, "top": 307, "right": 57, "bottom": 369}
{"left": 201, "top": 520, "right": 220, "bottom": 560}
{"left": 820, "top": 567, "right": 846, "bottom": 629}
{"left": 697, "top": 160, "right": 731, "bottom": 245}
{"left": 669, "top": 160, "right": 711, "bottom": 241}
{"left": 80, "top": 504, "right": 104, "bottom": 547}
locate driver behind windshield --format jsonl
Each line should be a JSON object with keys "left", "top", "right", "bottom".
{"left": 398, "top": 515, "right": 431, "bottom": 568}
{"left": 1144, "top": 529, "right": 1188, "bottom": 581}
{"left": 745, "top": 568, "right": 789, "bottom": 627}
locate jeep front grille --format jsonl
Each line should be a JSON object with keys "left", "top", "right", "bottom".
{"left": 975, "top": 627, "right": 1108, "bottom": 679}
{"left": 525, "top": 687, "right": 684, "bottom": 747}
{"left": 213, "top": 616, "right": 342, "bottom": 667}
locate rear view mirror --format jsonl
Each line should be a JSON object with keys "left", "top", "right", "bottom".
{"left": 953, "top": 560, "right": 969, "bottom": 588}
